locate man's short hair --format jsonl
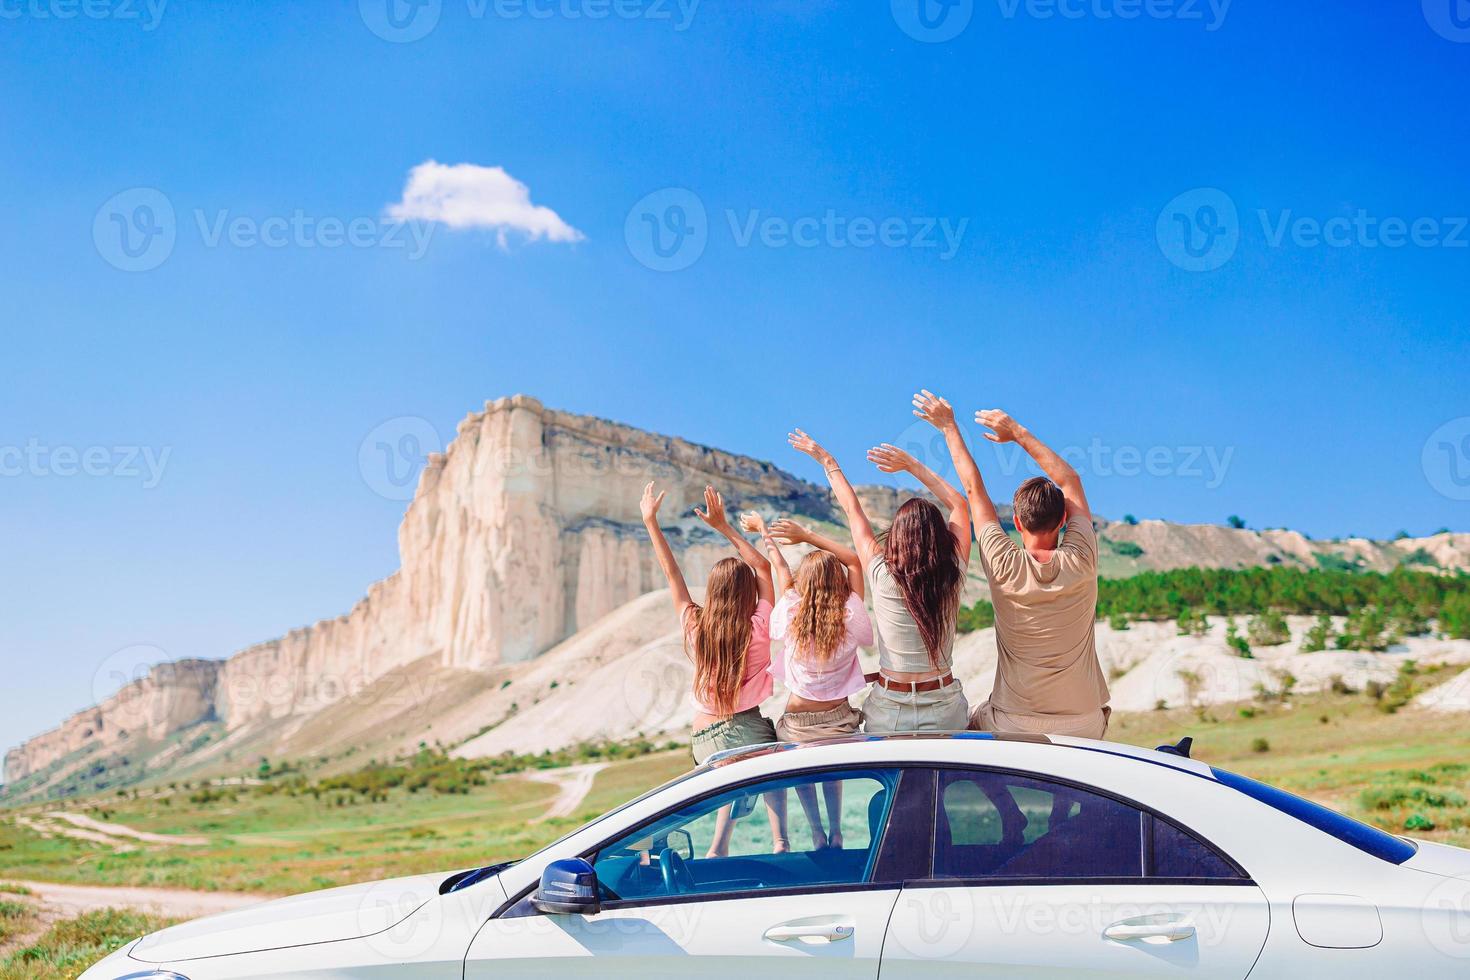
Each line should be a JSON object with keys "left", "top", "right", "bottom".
{"left": 1013, "top": 477, "right": 1066, "bottom": 533}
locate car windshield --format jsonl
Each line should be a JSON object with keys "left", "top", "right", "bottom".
{"left": 1211, "top": 767, "right": 1417, "bottom": 865}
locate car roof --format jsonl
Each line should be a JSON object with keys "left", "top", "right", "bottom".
{"left": 702, "top": 731, "right": 1219, "bottom": 780}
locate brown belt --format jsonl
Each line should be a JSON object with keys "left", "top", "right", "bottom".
{"left": 870, "top": 671, "right": 955, "bottom": 694}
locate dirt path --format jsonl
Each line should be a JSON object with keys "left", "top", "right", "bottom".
{"left": 0, "top": 879, "right": 276, "bottom": 957}
{"left": 6, "top": 879, "right": 271, "bottom": 919}
{"left": 522, "top": 763, "right": 608, "bottom": 822}
{"left": 45, "top": 811, "right": 209, "bottom": 846}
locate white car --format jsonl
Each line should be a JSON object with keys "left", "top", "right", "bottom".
{"left": 83, "top": 733, "right": 1470, "bottom": 978}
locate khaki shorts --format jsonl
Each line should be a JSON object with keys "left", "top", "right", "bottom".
{"left": 776, "top": 703, "right": 863, "bottom": 744}
{"left": 970, "top": 700, "right": 1111, "bottom": 740}
{"left": 691, "top": 708, "right": 778, "bottom": 765}
{"left": 860, "top": 681, "right": 969, "bottom": 734}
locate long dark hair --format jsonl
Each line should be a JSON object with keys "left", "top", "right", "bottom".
{"left": 883, "top": 498, "right": 964, "bottom": 668}
{"left": 685, "top": 557, "right": 758, "bottom": 716}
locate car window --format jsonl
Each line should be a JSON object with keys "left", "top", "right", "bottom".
{"left": 935, "top": 770, "right": 1143, "bottom": 879}
{"left": 1211, "top": 767, "right": 1416, "bottom": 865}
{"left": 591, "top": 769, "right": 899, "bottom": 904}
{"left": 1150, "top": 816, "right": 1242, "bottom": 879}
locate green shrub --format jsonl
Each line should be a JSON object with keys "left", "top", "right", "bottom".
{"left": 1301, "top": 613, "right": 1334, "bottom": 652}
{"left": 1108, "top": 540, "right": 1144, "bottom": 558}
{"left": 1247, "top": 610, "right": 1290, "bottom": 646}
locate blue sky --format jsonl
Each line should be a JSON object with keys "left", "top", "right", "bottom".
{"left": 2, "top": 0, "right": 1468, "bottom": 759}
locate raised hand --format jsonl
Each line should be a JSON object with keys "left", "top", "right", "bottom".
{"left": 692, "top": 484, "right": 730, "bottom": 530}
{"left": 867, "top": 443, "right": 919, "bottom": 474}
{"left": 912, "top": 389, "right": 957, "bottom": 430}
{"left": 976, "top": 409, "right": 1023, "bottom": 444}
{"left": 769, "top": 518, "right": 811, "bottom": 545}
{"left": 788, "top": 428, "right": 836, "bottom": 469}
{"left": 738, "top": 511, "right": 767, "bottom": 537}
{"left": 640, "top": 481, "right": 666, "bottom": 523}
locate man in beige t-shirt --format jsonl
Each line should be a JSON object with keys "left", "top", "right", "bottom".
{"left": 911, "top": 391, "right": 1112, "bottom": 739}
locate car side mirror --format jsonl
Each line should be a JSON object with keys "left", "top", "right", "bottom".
{"left": 532, "top": 858, "right": 601, "bottom": 916}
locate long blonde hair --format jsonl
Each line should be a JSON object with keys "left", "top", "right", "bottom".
{"left": 685, "top": 557, "right": 758, "bottom": 717}
{"left": 789, "top": 550, "right": 852, "bottom": 663}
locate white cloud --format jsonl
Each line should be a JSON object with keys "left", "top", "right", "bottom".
{"left": 385, "top": 160, "right": 584, "bottom": 247}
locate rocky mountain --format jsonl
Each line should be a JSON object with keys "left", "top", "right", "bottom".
{"left": 5, "top": 395, "right": 1468, "bottom": 803}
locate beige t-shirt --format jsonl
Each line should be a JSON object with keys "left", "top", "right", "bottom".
{"left": 977, "top": 517, "right": 1109, "bottom": 718}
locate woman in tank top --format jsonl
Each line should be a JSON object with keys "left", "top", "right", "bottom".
{"left": 787, "top": 416, "right": 972, "bottom": 732}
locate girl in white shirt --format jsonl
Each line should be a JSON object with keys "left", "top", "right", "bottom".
{"left": 744, "top": 513, "right": 874, "bottom": 849}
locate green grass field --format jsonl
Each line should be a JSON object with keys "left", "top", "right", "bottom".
{"left": 0, "top": 690, "right": 1466, "bottom": 900}
{"left": 0, "top": 908, "right": 176, "bottom": 980}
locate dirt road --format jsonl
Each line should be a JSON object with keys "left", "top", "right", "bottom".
{"left": 522, "top": 763, "right": 608, "bottom": 822}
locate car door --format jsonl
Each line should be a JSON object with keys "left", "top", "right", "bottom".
{"left": 881, "top": 767, "right": 1271, "bottom": 978}
{"left": 466, "top": 766, "right": 928, "bottom": 978}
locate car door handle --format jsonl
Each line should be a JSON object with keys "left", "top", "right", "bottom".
{"left": 763, "top": 923, "right": 855, "bottom": 943}
{"left": 1104, "top": 920, "right": 1196, "bottom": 943}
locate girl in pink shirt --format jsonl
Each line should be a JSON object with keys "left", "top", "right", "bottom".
{"left": 747, "top": 514, "right": 874, "bottom": 850}
{"left": 641, "top": 481, "right": 789, "bottom": 856}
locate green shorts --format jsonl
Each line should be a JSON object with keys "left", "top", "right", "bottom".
{"left": 691, "top": 707, "right": 778, "bottom": 765}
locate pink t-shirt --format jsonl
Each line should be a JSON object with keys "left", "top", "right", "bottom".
{"left": 768, "top": 590, "right": 873, "bottom": 701}
{"left": 684, "top": 599, "right": 775, "bottom": 716}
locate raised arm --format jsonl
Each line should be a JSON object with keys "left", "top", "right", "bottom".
{"left": 741, "top": 512, "right": 793, "bottom": 594}
{"left": 640, "top": 481, "right": 694, "bottom": 616}
{"left": 770, "top": 518, "right": 865, "bottom": 598}
{"left": 693, "top": 485, "right": 775, "bottom": 605}
{"left": 912, "top": 390, "right": 1001, "bottom": 530}
{"left": 788, "top": 429, "right": 880, "bottom": 569}
{"left": 867, "top": 442, "right": 972, "bottom": 563}
{"left": 977, "top": 410, "right": 1090, "bottom": 520}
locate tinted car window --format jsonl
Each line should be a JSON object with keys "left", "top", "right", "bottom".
{"left": 1150, "top": 817, "right": 1242, "bottom": 879}
{"left": 1211, "top": 767, "right": 1416, "bottom": 865}
{"left": 592, "top": 769, "right": 899, "bottom": 904}
{"left": 935, "top": 771, "right": 1143, "bottom": 879}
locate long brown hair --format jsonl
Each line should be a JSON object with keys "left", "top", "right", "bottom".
{"left": 883, "top": 498, "right": 964, "bottom": 668}
{"left": 789, "top": 550, "right": 852, "bottom": 663}
{"left": 685, "top": 557, "right": 759, "bottom": 716}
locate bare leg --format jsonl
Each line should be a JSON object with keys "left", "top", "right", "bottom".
{"left": 764, "top": 790, "right": 790, "bottom": 853}
{"left": 822, "top": 781, "right": 844, "bottom": 849}
{"left": 794, "top": 784, "right": 827, "bottom": 850}
{"left": 706, "top": 803, "right": 735, "bottom": 858}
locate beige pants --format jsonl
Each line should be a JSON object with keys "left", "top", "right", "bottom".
{"left": 970, "top": 700, "right": 1111, "bottom": 740}
{"left": 861, "top": 681, "right": 969, "bottom": 734}
{"left": 776, "top": 703, "right": 863, "bottom": 743}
